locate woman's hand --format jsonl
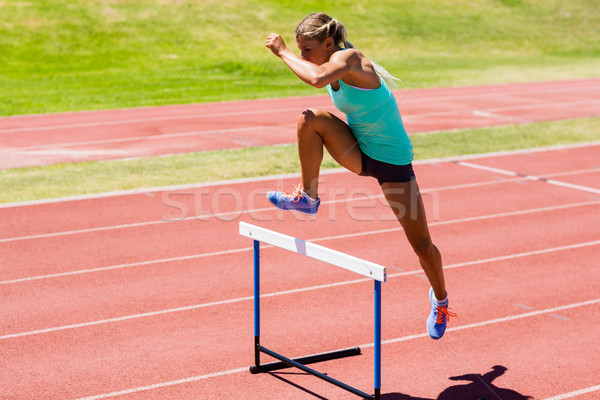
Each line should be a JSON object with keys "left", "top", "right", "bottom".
{"left": 265, "top": 33, "right": 287, "bottom": 56}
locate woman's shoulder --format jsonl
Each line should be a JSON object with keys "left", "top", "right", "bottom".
{"left": 331, "top": 47, "right": 364, "bottom": 61}
{"left": 332, "top": 48, "right": 379, "bottom": 89}
{"left": 330, "top": 48, "right": 370, "bottom": 76}
{"left": 330, "top": 48, "right": 367, "bottom": 69}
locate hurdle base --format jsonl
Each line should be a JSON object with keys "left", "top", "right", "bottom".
{"left": 250, "top": 346, "right": 361, "bottom": 374}
{"left": 250, "top": 345, "right": 376, "bottom": 399}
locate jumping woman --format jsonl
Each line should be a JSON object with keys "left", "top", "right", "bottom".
{"left": 265, "top": 13, "right": 455, "bottom": 339}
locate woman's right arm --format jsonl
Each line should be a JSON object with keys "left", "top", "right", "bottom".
{"left": 265, "top": 33, "right": 354, "bottom": 88}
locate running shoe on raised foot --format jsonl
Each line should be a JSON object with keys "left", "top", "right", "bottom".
{"left": 266, "top": 186, "right": 320, "bottom": 215}
{"left": 426, "top": 287, "right": 456, "bottom": 340}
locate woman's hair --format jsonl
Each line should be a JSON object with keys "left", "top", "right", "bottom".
{"left": 294, "top": 12, "right": 400, "bottom": 89}
{"left": 295, "top": 12, "right": 348, "bottom": 49}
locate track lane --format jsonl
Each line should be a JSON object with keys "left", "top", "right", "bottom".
{"left": 1, "top": 166, "right": 596, "bottom": 281}
{"left": 2, "top": 140, "right": 599, "bottom": 398}
{"left": 2, "top": 150, "right": 598, "bottom": 338}
{"left": 2, "top": 142, "right": 598, "bottom": 240}
{"left": 1, "top": 79, "right": 598, "bottom": 168}
{"left": 3, "top": 245, "right": 597, "bottom": 399}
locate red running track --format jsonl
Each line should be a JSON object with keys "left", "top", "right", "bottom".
{"left": 1, "top": 143, "right": 600, "bottom": 399}
{"left": 0, "top": 78, "right": 599, "bottom": 169}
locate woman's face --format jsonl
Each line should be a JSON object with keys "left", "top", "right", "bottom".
{"left": 296, "top": 37, "right": 334, "bottom": 65}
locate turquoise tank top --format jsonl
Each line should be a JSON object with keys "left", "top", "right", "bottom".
{"left": 326, "top": 78, "right": 413, "bottom": 165}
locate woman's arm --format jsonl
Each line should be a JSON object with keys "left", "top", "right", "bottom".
{"left": 265, "top": 33, "right": 355, "bottom": 88}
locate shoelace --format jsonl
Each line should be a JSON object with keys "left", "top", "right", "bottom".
{"left": 435, "top": 305, "right": 457, "bottom": 324}
{"left": 280, "top": 185, "right": 305, "bottom": 203}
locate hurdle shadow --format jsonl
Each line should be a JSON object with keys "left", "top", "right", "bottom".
{"left": 382, "top": 365, "right": 532, "bottom": 400}
{"left": 268, "top": 371, "right": 329, "bottom": 400}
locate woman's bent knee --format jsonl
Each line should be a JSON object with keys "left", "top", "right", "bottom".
{"left": 298, "top": 108, "right": 322, "bottom": 124}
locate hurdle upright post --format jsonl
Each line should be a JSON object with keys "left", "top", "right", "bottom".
{"left": 374, "top": 280, "right": 381, "bottom": 400}
{"left": 253, "top": 239, "right": 260, "bottom": 369}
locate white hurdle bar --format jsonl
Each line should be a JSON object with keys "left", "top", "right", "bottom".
{"left": 239, "top": 222, "right": 386, "bottom": 400}
{"left": 239, "top": 222, "right": 387, "bottom": 282}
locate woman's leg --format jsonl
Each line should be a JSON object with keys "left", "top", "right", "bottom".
{"left": 297, "top": 108, "right": 362, "bottom": 199}
{"left": 380, "top": 179, "right": 446, "bottom": 300}
{"left": 381, "top": 179, "right": 453, "bottom": 339}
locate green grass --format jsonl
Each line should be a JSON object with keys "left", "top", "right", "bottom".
{"left": 2, "top": 117, "right": 598, "bottom": 203}
{"left": 1, "top": 0, "right": 598, "bottom": 115}
{"left": 1, "top": 1, "right": 598, "bottom": 203}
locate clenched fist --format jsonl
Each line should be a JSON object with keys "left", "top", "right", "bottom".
{"left": 265, "top": 33, "right": 288, "bottom": 56}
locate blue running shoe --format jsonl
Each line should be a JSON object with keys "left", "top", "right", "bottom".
{"left": 266, "top": 186, "right": 320, "bottom": 215}
{"left": 427, "top": 287, "right": 456, "bottom": 340}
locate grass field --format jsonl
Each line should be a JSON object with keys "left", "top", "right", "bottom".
{"left": 1, "top": 1, "right": 598, "bottom": 203}
{"left": 1, "top": 0, "right": 598, "bottom": 115}
{"left": 2, "top": 117, "right": 598, "bottom": 203}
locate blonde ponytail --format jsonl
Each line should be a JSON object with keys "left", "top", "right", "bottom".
{"left": 344, "top": 40, "right": 400, "bottom": 90}
{"left": 372, "top": 60, "right": 401, "bottom": 90}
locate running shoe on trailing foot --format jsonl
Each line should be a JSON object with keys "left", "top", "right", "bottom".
{"left": 427, "top": 287, "right": 456, "bottom": 340}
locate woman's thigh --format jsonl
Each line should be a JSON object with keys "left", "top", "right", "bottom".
{"left": 299, "top": 108, "right": 362, "bottom": 174}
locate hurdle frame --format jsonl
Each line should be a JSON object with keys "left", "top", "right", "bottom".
{"left": 239, "top": 222, "right": 386, "bottom": 400}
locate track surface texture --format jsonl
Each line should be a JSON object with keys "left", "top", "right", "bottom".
{"left": 1, "top": 78, "right": 599, "bottom": 169}
{"left": 1, "top": 79, "right": 600, "bottom": 399}
{"left": 2, "top": 142, "right": 600, "bottom": 399}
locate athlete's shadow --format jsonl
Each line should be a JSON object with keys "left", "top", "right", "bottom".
{"left": 382, "top": 365, "right": 532, "bottom": 400}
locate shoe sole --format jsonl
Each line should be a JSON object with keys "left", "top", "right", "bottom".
{"left": 267, "top": 197, "right": 318, "bottom": 215}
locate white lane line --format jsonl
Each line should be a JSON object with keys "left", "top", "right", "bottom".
{"left": 0, "top": 219, "right": 172, "bottom": 244}
{"left": 3, "top": 81, "right": 598, "bottom": 135}
{"left": 369, "top": 298, "right": 600, "bottom": 347}
{"left": 0, "top": 108, "right": 302, "bottom": 135}
{"left": 405, "top": 98, "right": 600, "bottom": 124}
{"left": 4, "top": 97, "right": 598, "bottom": 152}
{"left": 2, "top": 164, "right": 599, "bottom": 244}
{"left": 0, "top": 169, "right": 316, "bottom": 209}
{"left": 3, "top": 124, "right": 296, "bottom": 152}
{"left": 472, "top": 110, "right": 517, "bottom": 120}
{"left": 3, "top": 238, "right": 599, "bottom": 340}
{"left": 0, "top": 277, "right": 370, "bottom": 340}
{"left": 1, "top": 140, "right": 598, "bottom": 210}
{"left": 0, "top": 178, "right": 516, "bottom": 243}
{"left": 542, "top": 385, "right": 600, "bottom": 400}
{"left": 0, "top": 247, "right": 251, "bottom": 285}
{"left": 73, "top": 366, "right": 251, "bottom": 400}
{"left": 456, "top": 161, "right": 600, "bottom": 194}
{"left": 2, "top": 199, "right": 599, "bottom": 285}
{"left": 73, "top": 298, "right": 600, "bottom": 400}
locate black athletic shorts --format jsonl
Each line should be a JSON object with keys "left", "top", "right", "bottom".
{"left": 359, "top": 151, "right": 416, "bottom": 185}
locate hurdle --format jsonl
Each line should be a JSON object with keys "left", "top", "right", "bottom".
{"left": 239, "top": 222, "right": 386, "bottom": 400}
